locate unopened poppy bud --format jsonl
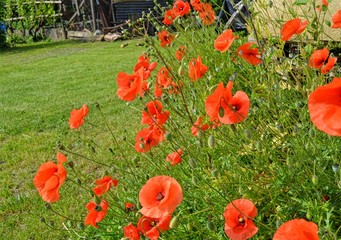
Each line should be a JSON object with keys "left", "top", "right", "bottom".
{"left": 57, "top": 142, "right": 65, "bottom": 150}
{"left": 139, "top": 143, "right": 145, "bottom": 149}
{"left": 189, "top": 158, "right": 197, "bottom": 169}
{"left": 312, "top": 175, "right": 318, "bottom": 185}
{"left": 306, "top": 210, "right": 312, "bottom": 220}
{"left": 187, "top": 223, "right": 194, "bottom": 231}
{"left": 77, "top": 178, "right": 82, "bottom": 185}
{"left": 178, "top": 64, "right": 184, "bottom": 76}
{"left": 170, "top": 216, "right": 179, "bottom": 229}
{"left": 77, "top": 222, "right": 85, "bottom": 230}
{"left": 332, "top": 164, "right": 339, "bottom": 173}
{"left": 244, "top": 129, "right": 252, "bottom": 138}
{"left": 40, "top": 217, "right": 46, "bottom": 223}
{"left": 67, "top": 220, "right": 72, "bottom": 228}
{"left": 197, "top": 130, "right": 204, "bottom": 139}
{"left": 255, "top": 141, "right": 262, "bottom": 151}
{"left": 120, "top": 43, "right": 129, "bottom": 48}
{"left": 94, "top": 195, "right": 101, "bottom": 205}
{"left": 147, "top": 81, "right": 153, "bottom": 89}
{"left": 95, "top": 205, "right": 102, "bottom": 212}
{"left": 309, "top": 128, "right": 315, "bottom": 137}
{"left": 192, "top": 176, "right": 198, "bottom": 185}
{"left": 208, "top": 135, "right": 215, "bottom": 149}
{"left": 165, "top": 131, "right": 172, "bottom": 140}
{"left": 218, "top": 107, "right": 225, "bottom": 118}
{"left": 207, "top": 221, "right": 215, "bottom": 231}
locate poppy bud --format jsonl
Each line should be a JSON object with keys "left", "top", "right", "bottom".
{"left": 197, "top": 130, "right": 204, "bottom": 139}
{"left": 165, "top": 131, "right": 172, "bottom": 141}
{"left": 189, "top": 158, "right": 197, "bottom": 169}
{"left": 255, "top": 141, "right": 262, "bottom": 151}
{"left": 219, "top": 107, "right": 225, "bottom": 118}
{"left": 312, "top": 175, "right": 318, "bottom": 185}
{"left": 67, "top": 161, "right": 74, "bottom": 169}
{"left": 120, "top": 43, "right": 129, "bottom": 48}
{"left": 178, "top": 63, "right": 184, "bottom": 76}
{"left": 170, "top": 216, "right": 179, "bottom": 229}
{"left": 244, "top": 129, "right": 252, "bottom": 138}
{"left": 139, "top": 143, "right": 145, "bottom": 149}
{"left": 67, "top": 220, "right": 72, "bottom": 228}
{"left": 187, "top": 223, "right": 194, "bottom": 231}
{"left": 57, "top": 142, "right": 65, "bottom": 150}
{"left": 94, "top": 195, "right": 101, "bottom": 205}
{"left": 77, "top": 222, "right": 85, "bottom": 230}
{"left": 332, "top": 164, "right": 339, "bottom": 173}
{"left": 192, "top": 176, "right": 198, "bottom": 185}
{"left": 76, "top": 178, "right": 82, "bottom": 185}
{"left": 147, "top": 81, "right": 153, "bottom": 89}
{"left": 306, "top": 210, "right": 312, "bottom": 220}
{"left": 208, "top": 135, "right": 215, "bottom": 149}
{"left": 207, "top": 221, "right": 215, "bottom": 231}
{"left": 40, "top": 217, "right": 46, "bottom": 223}
{"left": 309, "top": 128, "right": 316, "bottom": 137}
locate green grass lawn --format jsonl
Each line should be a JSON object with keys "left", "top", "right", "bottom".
{"left": 0, "top": 39, "right": 142, "bottom": 239}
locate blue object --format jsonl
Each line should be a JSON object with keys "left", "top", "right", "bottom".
{"left": 0, "top": 22, "right": 6, "bottom": 32}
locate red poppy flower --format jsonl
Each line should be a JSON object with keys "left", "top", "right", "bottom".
{"left": 135, "top": 126, "right": 165, "bottom": 152}
{"left": 173, "top": 0, "right": 190, "bottom": 17}
{"left": 224, "top": 199, "right": 258, "bottom": 240}
{"left": 158, "top": 30, "right": 175, "bottom": 47}
{"left": 124, "top": 224, "right": 141, "bottom": 240}
{"left": 157, "top": 67, "right": 173, "bottom": 88}
{"left": 33, "top": 153, "right": 67, "bottom": 203}
{"left": 141, "top": 100, "right": 170, "bottom": 126}
{"left": 308, "top": 77, "right": 341, "bottom": 136}
{"left": 139, "top": 175, "right": 183, "bottom": 219}
{"left": 191, "top": 117, "right": 209, "bottom": 136}
{"left": 166, "top": 148, "right": 183, "bottom": 166}
{"left": 331, "top": 10, "right": 341, "bottom": 28}
{"left": 137, "top": 215, "right": 172, "bottom": 240}
{"left": 117, "top": 67, "right": 146, "bottom": 102}
{"left": 175, "top": 46, "right": 187, "bottom": 61}
{"left": 237, "top": 42, "right": 262, "bottom": 65}
{"left": 273, "top": 219, "right": 319, "bottom": 240}
{"left": 163, "top": 9, "right": 176, "bottom": 25}
{"left": 190, "top": 0, "right": 202, "bottom": 11}
{"left": 68, "top": 104, "right": 89, "bottom": 129}
{"left": 154, "top": 83, "right": 163, "bottom": 99}
{"left": 134, "top": 54, "right": 157, "bottom": 80}
{"left": 125, "top": 202, "right": 137, "bottom": 212}
{"left": 309, "top": 48, "right": 337, "bottom": 74}
{"left": 205, "top": 81, "right": 250, "bottom": 124}
{"left": 84, "top": 199, "right": 108, "bottom": 228}
{"left": 280, "top": 18, "right": 308, "bottom": 41}
{"left": 188, "top": 55, "right": 208, "bottom": 81}
{"left": 199, "top": 3, "right": 215, "bottom": 25}
{"left": 321, "top": 56, "right": 337, "bottom": 74}
{"left": 214, "top": 29, "right": 238, "bottom": 53}
{"left": 93, "top": 176, "right": 118, "bottom": 197}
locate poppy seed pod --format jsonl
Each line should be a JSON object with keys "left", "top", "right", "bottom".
{"left": 312, "top": 175, "right": 318, "bottom": 185}
{"left": 208, "top": 135, "right": 215, "bottom": 148}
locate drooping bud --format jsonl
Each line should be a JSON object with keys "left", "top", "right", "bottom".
{"left": 147, "top": 81, "right": 153, "bottom": 89}
{"left": 67, "top": 161, "right": 74, "bottom": 169}
{"left": 312, "top": 175, "right": 318, "bottom": 185}
{"left": 207, "top": 221, "right": 215, "bottom": 231}
{"left": 76, "top": 178, "right": 82, "bottom": 185}
{"left": 255, "top": 141, "right": 262, "bottom": 151}
{"left": 309, "top": 128, "right": 315, "bottom": 137}
{"left": 208, "top": 135, "right": 215, "bottom": 149}
{"left": 77, "top": 222, "right": 85, "bottom": 230}
{"left": 67, "top": 220, "right": 72, "bottom": 228}
{"left": 332, "top": 164, "right": 339, "bottom": 173}
{"left": 170, "top": 216, "right": 179, "bottom": 229}
{"left": 94, "top": 195, "right": 101, "bottom": 205}
{"left": 197, "top": 130, "right": 204, "bottom": 139}
{"left": 189, "top": 158, "right": 197, "bottom": 169}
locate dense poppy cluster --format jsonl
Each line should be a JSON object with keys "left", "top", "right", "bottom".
{"left": 33, "top": 1, "right": 341, "bottom": 239}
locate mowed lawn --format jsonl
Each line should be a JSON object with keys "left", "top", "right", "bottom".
{"left": 0, "top": 39, "right": 142, "bottom": 239}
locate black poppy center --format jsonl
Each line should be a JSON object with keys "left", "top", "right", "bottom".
{"left": 156, "top": 192, "right": 164, "bottom": 201}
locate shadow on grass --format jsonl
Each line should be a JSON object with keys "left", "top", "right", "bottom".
{"left": 0, "top": 40, "right": 83, "bottom": 54}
